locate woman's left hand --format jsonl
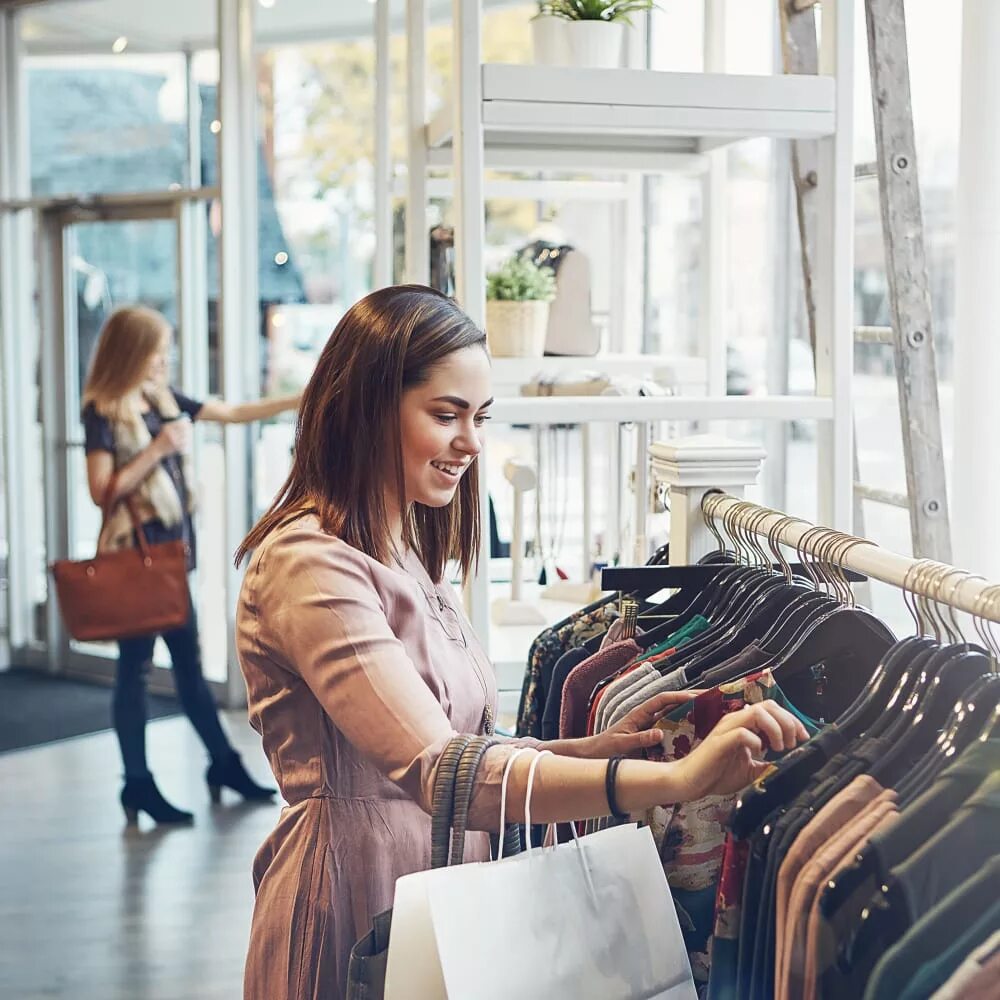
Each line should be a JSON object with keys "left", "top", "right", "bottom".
{"left": 580, "top": 691, "right": 699, "bottom": 759}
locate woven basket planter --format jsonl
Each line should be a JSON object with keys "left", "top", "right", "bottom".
{"left": 485, "top": 300, "right": 550, "bottom": 357}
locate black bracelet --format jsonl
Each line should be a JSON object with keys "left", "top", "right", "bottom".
{"left": 605, "top": 755, "right": 629, "bottom": 822}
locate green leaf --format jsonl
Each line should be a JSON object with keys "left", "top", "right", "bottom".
{"left": 486, "top": 255, "right": 557, "bottom": 301}
{"left": 540, "top": 0, "right": 657, "bottom": 21}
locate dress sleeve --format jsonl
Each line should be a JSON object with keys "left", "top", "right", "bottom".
{"left": 253, "top": 525, "right": 540, "bottom": 831}
{"left": 82, "top": 404, "right": 114, "bottom": 454}
{"left": 170, "top": 387, "right": 204, "bottom": 420}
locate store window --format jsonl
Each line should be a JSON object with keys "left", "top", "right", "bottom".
{"left": 27, "top": 52, "right": 190, "bottom": 196}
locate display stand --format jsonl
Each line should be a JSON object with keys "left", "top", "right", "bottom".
{"left": 401, "top": 0, "right": 856, "bottom": 658}
{"left": 491, "top": 459, "right": 546, "bottom": 627}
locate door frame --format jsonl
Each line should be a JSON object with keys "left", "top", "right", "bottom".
{"left": 26, "top": 187, "right": 229, "bottom": 700}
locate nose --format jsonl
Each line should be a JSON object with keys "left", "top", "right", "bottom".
{"left": 453, "top": 423, "right": 483, "bottom": 459}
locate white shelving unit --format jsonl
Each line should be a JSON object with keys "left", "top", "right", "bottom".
{"left": 401, "top": 0, "right": 855, "bottom": 655}
{"left": 426, "top": 64, "right": 836, "bottom": 161}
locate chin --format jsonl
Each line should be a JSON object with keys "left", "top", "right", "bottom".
{"left": 413, "top": 484, "right": 461, "bottom": 508}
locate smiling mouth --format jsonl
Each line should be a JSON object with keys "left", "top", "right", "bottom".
{"left": 431, "top": 461, "right": 465, "bottom": 478}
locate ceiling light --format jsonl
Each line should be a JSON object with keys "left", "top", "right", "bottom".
{"left": 112, "top": 36, "right": 128, "bottom": 54}
{"left": 210, "top": 119, "right": 222, "bottom": 134}
{"left": 274, "top": 251, "right": 289, "bottom": 266}
{"left": 259, "top": 0, "right": 276, "bottom": 7}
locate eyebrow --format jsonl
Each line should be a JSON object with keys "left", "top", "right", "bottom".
{"left": 432, "top": 395, "right": 494, "bottom": 410}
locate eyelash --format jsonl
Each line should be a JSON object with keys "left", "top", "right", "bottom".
{"left": 435, "top": 414, "right": 491, "bottom": 426}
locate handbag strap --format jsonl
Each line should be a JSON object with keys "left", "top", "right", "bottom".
{"left": 450, "top": 736, "right": 499, "bottom": 866}
{"left": 430, "top": 735, "right": 472, "bottom": 870}
{"left": 98, "top": 472, "right": 152, "bottom": 560}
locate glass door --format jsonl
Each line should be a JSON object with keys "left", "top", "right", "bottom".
{"left": 37, "top": 193, "right": 228, "bottom": 696}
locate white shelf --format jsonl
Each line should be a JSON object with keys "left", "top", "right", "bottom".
{"left": 490, "top": 394, "right": 834, "bottom": 425}
{"left": 427, "top": 64, "right": 836, "bottom": 167}
{"left": 490, "top": 353, "right": 707, "bottom": 398}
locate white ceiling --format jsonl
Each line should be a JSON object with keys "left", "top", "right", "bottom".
{"left": 19, "top": 0, "right": 516, "bottom": 54}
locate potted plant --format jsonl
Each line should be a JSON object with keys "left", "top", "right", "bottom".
{"left": 485, "top": 256, "right": 556, "bottom": 358}
{"left": 540, "top": 0, "right": 657, "bottom": 70}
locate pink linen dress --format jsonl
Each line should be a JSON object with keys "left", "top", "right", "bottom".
{"left": 236, "top": 514, "right": 533, "bottom": 1000}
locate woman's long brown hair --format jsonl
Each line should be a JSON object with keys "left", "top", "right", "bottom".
{"left": 82, "top": 306, "right": 170, "bottom": 420}
{"left": 236, "top": 285, "right": 487, "bottom": 582}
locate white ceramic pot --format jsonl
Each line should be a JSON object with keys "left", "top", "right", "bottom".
{"left": 485, "top": 300, "right": 550, "bottom": 358}
{"left": 564, "top": 19, "right": 626, "bottom": 70}
{"left": 530, "top": 15, "right": 571, "bottom": 67}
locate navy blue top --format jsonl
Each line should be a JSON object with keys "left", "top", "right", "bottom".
{"left": 83, "top": 388, "right": 202, "bottom": 571}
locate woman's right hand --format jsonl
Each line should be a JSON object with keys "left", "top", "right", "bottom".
{"left": 669, "top": 702, "right": 809, "bottom": 800}
{"left": 154, "top": 418, "right": 192, "bottom": 457}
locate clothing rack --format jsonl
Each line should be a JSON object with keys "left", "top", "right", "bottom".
{"left": 601, "top": 563, "right": 867, "bottom": 595}
{"left": 699, "top": 492, "right": 1000, "bottom": 624}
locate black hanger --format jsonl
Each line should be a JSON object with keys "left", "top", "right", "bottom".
{"left": 676, "top": 580, "right": 816, "bottom": 680}
{"left": 634, "top": 549, "right": 737, "bottom": 620}
{"left": 832, "top": 636, "right": 935, "bottom": 739}
{"left": 867, "top": 647, "right": 993, "bottom": 787}
{"left": 896, "top": 673, "right": 1000, "bottom": 801}
{"left": 727, "top": 636, "right": 929, "bottom": 839}
{"left": 648, "top": 575, "right": 790, "bottom": 673}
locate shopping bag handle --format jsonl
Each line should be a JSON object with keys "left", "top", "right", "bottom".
{"left": 498, "top": 749, "right": 586, "bottom": 861}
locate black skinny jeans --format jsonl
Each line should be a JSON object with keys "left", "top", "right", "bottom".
{"left": 114, "top": 593, "right": 232, "bottom": 780}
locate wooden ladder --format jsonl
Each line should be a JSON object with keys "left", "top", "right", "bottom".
{"left": 779, "top": 0, "right": 952, "bottom": 560}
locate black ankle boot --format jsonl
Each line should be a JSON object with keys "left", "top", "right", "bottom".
{"left": 206, "top": 751, "right": 276, "bottom": 803}
{"left": 121, "top": 776, "right": 194, "bottom": 825}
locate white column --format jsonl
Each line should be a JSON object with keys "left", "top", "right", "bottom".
{"left": 217, "top": 0, "right": 259, "bottom": 707}
{"left": 452, "top": 0, "right": 490, "bottom": 645}
{"left": 649, "top": 434, "right": 765, "bottom": 565}
{"left": 815, "top": 0, "right": 854, "bottom": 531}
{"left": 373, "top": 0, "right": 393, "bottom": 288}
{"left": 699, "top": 0, "right": 727, "bottom": 399}
{"left": 953, "top": 0, "right": 1000, "bottom": 580}
{"left": 0, "top": 8, "right": 35, "bottom": 657}
{"left": 405, "top": 0, "right": 429, "bottom": 284}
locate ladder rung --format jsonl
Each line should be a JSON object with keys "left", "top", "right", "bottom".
{"left": 854, "top": 325, "right": 895, "bottom": 345}
{"left": 854, "top": 484, "right": 910, "bottom": 509}
{"left": 854, "top": 161, "right": 879, "bottom": 180}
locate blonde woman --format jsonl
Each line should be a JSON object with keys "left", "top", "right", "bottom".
{"left": 82, "top": 305, "right": 300, "bottom": 824}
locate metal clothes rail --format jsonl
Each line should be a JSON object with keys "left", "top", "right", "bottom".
{"left": 704, "top": 492, "right": 1000, "bottom": 624}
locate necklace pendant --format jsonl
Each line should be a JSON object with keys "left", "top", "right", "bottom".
{"left": 483, "top": 703, "right": 495, "bottom": 736}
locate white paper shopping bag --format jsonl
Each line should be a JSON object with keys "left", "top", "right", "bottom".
{"left": 427, "top": 821, "right": 697, "bottom": 1000}
{"left": 385, "top": 748, "right": 697, "bottom": 1000}
{"left": 382, "top": 868, "right": 447, "bottom": 1000}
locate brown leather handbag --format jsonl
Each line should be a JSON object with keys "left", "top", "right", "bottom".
{"left": 50, "top": 473, "right": 190, "bottom": 642}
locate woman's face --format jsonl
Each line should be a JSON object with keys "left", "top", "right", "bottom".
{"left": 397, "top": 346, "right": 492, "bottom": 509}
{"left": 144, "top": 329, "right": 171, "bottom": 387}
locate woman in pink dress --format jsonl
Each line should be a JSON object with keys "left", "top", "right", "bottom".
{"left": 235, "top": 285, "right": 807, "bottom": 999}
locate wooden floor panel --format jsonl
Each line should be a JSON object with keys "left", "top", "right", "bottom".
{"left": 1, "top": 712, "right": 283, "bottom": 1000}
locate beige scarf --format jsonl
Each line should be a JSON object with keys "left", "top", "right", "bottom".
{"left": 98, "top": 386, "right": 197, "bottom": 553}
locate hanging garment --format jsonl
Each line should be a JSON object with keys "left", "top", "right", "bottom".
{"left": 642, "top": 669, "right": 822, "bottom": 985}
{"left": 811, "top": 737, "right": 1000, "bottom": 993}
{"left": 540, "top": 647, "right": 590, "bottom": 741}
{"left": 863, "top": 859, "right": 1000, "bottom": 1000}
{"left": 558, "top": 639, "right": 641, "bottom": 741}
{"left": 930, "top": 929, "right": 1000, "bottom": 1000}
{"left": 515, "top": 602, "right": 618, "bottom": 738}
{"left": 594, "top": 615, "right": 712, "bottom": 732}
{"left": 772, "top": 776, "right": 895, "bottom": 997}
